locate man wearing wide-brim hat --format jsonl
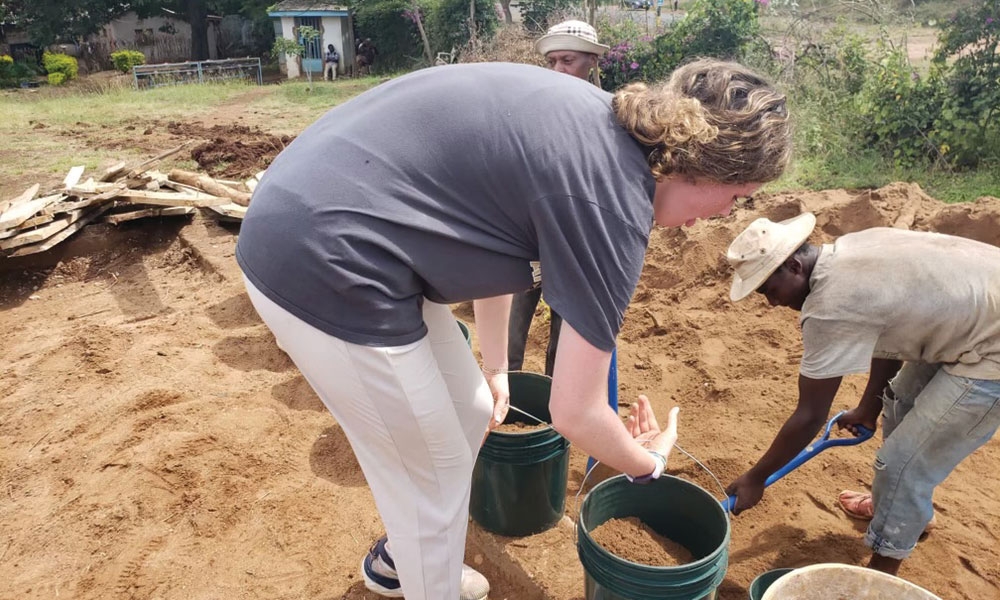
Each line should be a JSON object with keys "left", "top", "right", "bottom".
{"left": 723, "top": 213, "right": 1000, "bottom": 578}
{"left": 534, "top": 19, "right": 609, "bottom": 85}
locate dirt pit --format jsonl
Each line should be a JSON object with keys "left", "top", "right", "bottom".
{"left": 170, "top": 122, "right": 295, "bottom": 179}
{"left": 1, "top": 182, "right": 999, "bottom": 600}
{"left": 591, "top": 517, "right": 694, "bottom": 567}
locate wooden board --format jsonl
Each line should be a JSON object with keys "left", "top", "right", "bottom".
{"left": 7, "top": 205, "right": 111, "bottom": 257}
{"left": 67, "top": 181, "right": 118, "bottom": 195}
{"left": 104, "top": 206, "right": 195, "bottom": 225}
{"left": 125, "top": 142, "right": 193, "bottom": 179}
{"left": 99, "top": 161, "right": 127, "bottom": 182}
{"left": 119, "top": 190, "right": 227, "bottom": 208}
{"left": 63, "top": 166, "right": 85, "bottom": 190}
{"left": 1, "top": 205, "right": 96, "bottom": 250}
{"left": 0, "top": 193, "right": 64, "bottom": 231}
{"left": 207, "top": 202, "right": 247, "bottom": 220}
{"left": 160, "top": 180, "right": 204, "bottom": 196}
{"left": 0, "top": 183, "right": 41, "bottom": 215}
{"left": 17, "top": 212, "right": 56, "bottom": 230}
{"left": 43, "top": 196, "right": 104, "bottom": 216}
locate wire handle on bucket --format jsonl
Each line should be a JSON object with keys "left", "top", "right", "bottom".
{"left": 722, "top": 410, "right": 874, "bottom": 512}
{"left": 506, "top": 404, "right": 553, "bottom": 430}
{"left": 487, "top": 370, "right": 555, "bottom": 433}
{"left": 574, "top": 440, "right": 732, "bottom": 530}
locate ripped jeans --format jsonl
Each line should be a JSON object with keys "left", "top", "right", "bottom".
{"left": 867, "top": 362, "right": 1000, "bottom": 559}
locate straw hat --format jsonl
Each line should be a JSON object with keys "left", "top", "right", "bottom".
{"left": 534, "top": 20, "right": 609, "bottom": 57}
{"left": 727, "top": 213, "right": 816, "bottom": 301}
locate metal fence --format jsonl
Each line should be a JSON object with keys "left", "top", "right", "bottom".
{"left": 133, "top": 57, "right": 262, "bottom": 89}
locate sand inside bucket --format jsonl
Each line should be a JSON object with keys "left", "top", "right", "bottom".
{"left": 590, "top": 517, "right": 694, "bottom": 566}
{"left": 494, "top": 421, "right": 549, "bottom": 433}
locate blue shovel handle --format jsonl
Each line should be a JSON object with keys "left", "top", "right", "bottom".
{"left": 722, "top": 411, "right": 874, "bottom": 513}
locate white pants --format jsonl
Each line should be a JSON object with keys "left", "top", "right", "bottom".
{"left": 244, "top": 277, "right": 493, "bottom": 599}
{"left": 324, "top": 62, "right": 337, "bottom": 80}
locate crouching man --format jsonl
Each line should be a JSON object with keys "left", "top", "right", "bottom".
{"left": 724, "top": 214, "right": 1000, "bottom": 576}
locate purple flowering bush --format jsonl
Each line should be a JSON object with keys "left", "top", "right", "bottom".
{"left": 596, "top": 19, "right": 653, "bottom": 91}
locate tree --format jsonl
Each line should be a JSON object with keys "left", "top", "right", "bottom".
{"left": 0, "top": 0, "right": 128, "bottom": 44}
{"left": 402, "top": 4, "right": 434, "bottom": 65}
{"left": 187, "top": 0, "right": 210, "bottom": 60}
{"left": 1, "top": 0, "right": 262, "bottom": 61}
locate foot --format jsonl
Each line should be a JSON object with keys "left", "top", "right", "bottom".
{"left": 838, "top": 490, "right": 937, "bottom": 531}
{"left": 361, "top": 536, "right": 490, "bottom": 600}
{"left": 838, "top": 490, "right": 874, "bottom": 520}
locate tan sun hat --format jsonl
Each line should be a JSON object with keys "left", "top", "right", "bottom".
{"left": 727, "top": 212, "right": 817, "bottom": 301}
{"left": 535, "top": 20, "right": 609, "bottom": 57}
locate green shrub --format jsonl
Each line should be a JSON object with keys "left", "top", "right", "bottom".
{"left": 928, "top": 0, "right": 1000, "bottom": 168}
{"left": 110, "top": 50, "right": 146, "bottom": 73}
{"left": 352, "top": 0, "right": 418, "bottom": 71}
{"left": 855, "top": 0, "right": 999, "bottom": 169}
{"left": 793, "top": 24, "right": 869, "bottom": 96}
{"left": 643, "top": 0, "right": 764, "bottom": 82}
{"left": 517, "top": 0, "right": 575, "bottom": 32}
{"left": 856, "top": 47, "right": 945, "bottom": 167}
{"left": 42, "top": 52, "right": 78, "bottom": 82}
{"left": 426, "top": 0, "right": 499, "bottom": 55}
{"left": 47, "top": 71, "right": 67, "bottom": 86}
{"left": 0, "top": 54, "right": 13, "bottom": 87}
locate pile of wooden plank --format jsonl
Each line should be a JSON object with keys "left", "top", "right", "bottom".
{"left": 0, "top": 144, "right": 261, "bottom": 258}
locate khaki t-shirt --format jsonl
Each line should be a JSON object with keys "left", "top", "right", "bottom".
{"left": 800, "top": 228, "right": 1000, "bottom": 380}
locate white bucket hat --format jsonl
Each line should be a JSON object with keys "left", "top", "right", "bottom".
{"left": 535, "top": 20, "right": 609, "bottom": 57}
{"left": 727, "top": 213, "right": 817, "bottom": 301}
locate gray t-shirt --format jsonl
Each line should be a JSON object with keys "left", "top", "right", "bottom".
{"left": 800, "top": 228, "right": 1000, "bottom": 380}
{"left": 236, "top": 63, "right": 655, "bottom": 350}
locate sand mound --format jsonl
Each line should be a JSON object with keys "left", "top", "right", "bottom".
{"left": 2, "top": 182, "right": 999, "bottom": 600}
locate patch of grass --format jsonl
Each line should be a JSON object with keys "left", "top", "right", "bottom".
{"left": 245, "top": 77, "right": 387, "bottom": 131}
{"left": 771, "top": 151, "right": 999, "bottom": 204}
{"left": 0, "top": 81, "right": 253, "bottom": 131}
{"left": 775, "top": 80, "right": 1000, "bottom": 204}
{"left": 0, "top": 130, "right": 147, "bottom": 196}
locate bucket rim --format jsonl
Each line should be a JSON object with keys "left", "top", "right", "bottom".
{"left": 759, "top": 563, "right": 943, "bottom": 600}
{"left": 749, "top": 567, "right": 795, "bottom": 599}
{"left": 578, "top": 474, "right": 731, "bottom": 573}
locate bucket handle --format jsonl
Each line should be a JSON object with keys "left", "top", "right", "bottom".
{"left": 575, "top": 440, "right": 733, "bottom": 530}
{"left": 486, "top": 370, "right": 555, "bottom": 434}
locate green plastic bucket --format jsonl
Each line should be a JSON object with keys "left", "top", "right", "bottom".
{"left": 749, "top": 568, "right": 794, "bottom": 600}
{"left": 470, "top": 372, "right": 570, "bottom": 537}
{"left": 577, "top": 475, "right": 731, "bottom": 600}
{"left": 456, "top": 319, "right": 471, "bottom": 347}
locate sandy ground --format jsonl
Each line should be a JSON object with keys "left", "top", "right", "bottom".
{"left": 2, "top": 180, "right": 999, "bottom": 600}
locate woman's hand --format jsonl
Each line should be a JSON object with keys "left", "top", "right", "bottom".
{"left": 626, "top": 395, "right": 680, "bottom": 459}
{"left": 485, "top": 371, "right": 510, "bottom": 431}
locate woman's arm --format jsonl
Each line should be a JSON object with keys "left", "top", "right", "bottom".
{"left": 550, "top": 323, "right": 677, "bottom": 478}
{"left": 474, "top": 295, "right": 513, "bottom": 429}
{"left": 473, "top": 294, "right": 512, "bottom": 372}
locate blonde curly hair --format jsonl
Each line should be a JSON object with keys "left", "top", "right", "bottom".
{"left": 613, "top": 58, "right": 791, "bottom": 184}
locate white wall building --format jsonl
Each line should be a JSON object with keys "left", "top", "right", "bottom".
{"left": 269, "top": 1, "right": 353, "bottom": 79}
